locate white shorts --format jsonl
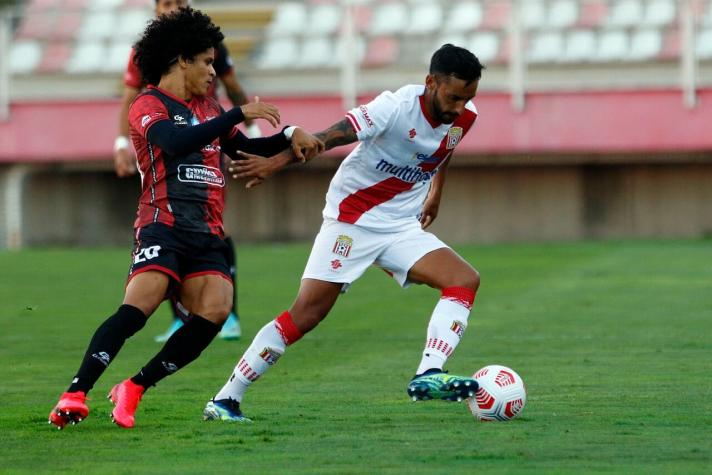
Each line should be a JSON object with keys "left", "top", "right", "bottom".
{"left": 302, "top": 218, "right": 449, "bottom": 288}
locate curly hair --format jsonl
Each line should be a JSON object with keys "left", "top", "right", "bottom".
{"left": 430, "top": 44, "right": 485, "bottom": 85}
{"left": 133, "top": 7, "right": 224, "bottom": 86}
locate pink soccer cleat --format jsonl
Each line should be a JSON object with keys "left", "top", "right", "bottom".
{"left": 48, "top": 391, "right": 89, "bottom": 429}
{"left": 108, "top": 379, "right": 145, "bottom": 428}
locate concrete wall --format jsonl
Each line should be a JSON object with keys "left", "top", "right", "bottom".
{"left": 2, "top": 157, "right": 712, "bottom": 248}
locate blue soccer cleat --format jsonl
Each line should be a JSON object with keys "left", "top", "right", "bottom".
{"left": 219, "top": 313, "right": 241, "bottom": 340}
{"left": 407, "top": 368, "right": 479, "bottom": 402}
{"left": 203, "top": 398, "right": 252, "bottom": 422}
{"left": 154, "top": 318, "right": 184, "bottom": 343}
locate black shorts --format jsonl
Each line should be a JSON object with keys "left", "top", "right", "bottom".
{"left": 128, "top": 223, "right": 231, "bottom": 287}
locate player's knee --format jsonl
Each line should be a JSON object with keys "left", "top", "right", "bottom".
{"left": 200, "top": 303, "right": 231, "bottom": 324}
{"left": 450, "top": 267, "right": 480, "bottom": 292}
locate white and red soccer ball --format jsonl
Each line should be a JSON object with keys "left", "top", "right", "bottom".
{"left": 466, "top": 365, "right": 526, "bottom": 421}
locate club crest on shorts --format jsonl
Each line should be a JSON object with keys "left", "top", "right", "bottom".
{"left": 446, "top": 127, "right": 463, "bottom": 149}
{"left": 332, "top": 234, "right": 353, "bottom": 257}
{"left": 450, "top": 320, "right": 465, "bottom": 338}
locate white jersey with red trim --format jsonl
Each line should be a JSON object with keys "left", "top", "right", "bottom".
{"left": 323, "top": 84, "right": 478, "bottom": 232}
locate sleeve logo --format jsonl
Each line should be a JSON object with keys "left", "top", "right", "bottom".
{"left": 359, "top": 106, "right": 374, "bottom": 128}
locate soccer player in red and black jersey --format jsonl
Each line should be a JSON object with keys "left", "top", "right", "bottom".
{"left": 48, "top": 7, "right": 323, "bottom": 430}
{"left": 115, "top": 0, "right": 256, "bottom": 342}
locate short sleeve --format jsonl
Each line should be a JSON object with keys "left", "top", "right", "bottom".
{"left": 128, "top": 94, "right": 170, "bottom": 138}
{"left": 124, "top": 48, "right": 143, "bottom": 89}
{"left": 345, "top": 91, "right": 399, "bottom": 141}
{"left": 214, "top": 43, "right": 234, "bottom": 77}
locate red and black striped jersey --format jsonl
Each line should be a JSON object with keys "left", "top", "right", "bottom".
{"left": 128, "top": 86, "right": 231, "bottom": 237}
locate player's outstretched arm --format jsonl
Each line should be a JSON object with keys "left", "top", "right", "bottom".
{"left": 313, "top": 118, "right": 359, "bottom": 151}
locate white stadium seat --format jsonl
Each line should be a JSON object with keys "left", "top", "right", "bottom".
{"left": 521, "top": 0, "right": 547, "bottom": 29}
{"left": 697, "top": 29, "right": 712, "bottom": 59}
{"left": 116, "top": 9, "right": 152, "bottom": 42}
{"left": 563, "top": 29, "right": 597, "bottom": 62}
{"left": 446, "top": 2, "right": 483, "bottom": 33}
{"left": 548, "top": 0, "right": 579, "bottom": 29}
{"left": 369, "top": 3, "right": 408, "bottom": 35}
{"left": 306, "top": 4, "right": 342, "bottom": 37}
{"left": 642, "top": 0, "right": 676, "bottom": 27}
{"left": 596, "top": 30, "right": 629, "bottom": 61}
{"left": 528, "top": 31, "right": 565, "bottom": 63}
{"left": 407, "top": 3, "right": 443, "bottom": 34}
{"left": 469, "top": 32, "right": 500, "bottom": 64}
{"left": 268, "top": 2, "right": 306, "bottom": 37}
{"left": 66, "top": 43, "right": 107, "bottom": 73}
{"left": 298, "top": 36, "right": 334, "bottom": 68}
{"left": 10, "top": 40, "right": 42, "bottom": 74}
{"left": 257, "top": 37, "right": 298, "bottom": 69}
{"left": 607, "top": 0, "right": 643, "bottom": 28}
{"left": 103, "top": 40, "right": 135, "bottom": 73}
{"left": 628, "top": 29, "right": 662, "bottom": 60}
{"left": 78, "top": 10, "right": 116, "bottom": 40}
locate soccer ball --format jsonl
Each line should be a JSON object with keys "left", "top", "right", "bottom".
{"left": 466, "top": 365, "right": 526, "bottom": 421}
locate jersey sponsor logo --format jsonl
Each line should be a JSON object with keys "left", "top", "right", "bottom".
{"left": 177, "top": 164, "right": 225, "bottom": 187}
{"left": 412, "top": 152, "right": 439, "bottom": 164}
{"left": 446, "top": 126, "right": 463, "bottom": 149}
{"left": 141, "top": 115, "right": 151, "bottom": 128}
{"left": 133, "top": 244, "right": 161, "bottom": 264}
{"left": 330, "top": 259, "right": 342, "bottom": 271}
{"left": 332, "top": 234, "right": 353, "bottom": 257}
{"left": 376, "top": 158, "right": 436, "bottom": 183}
{"left": 173, "top": 114, "right": 188, "bottom": 125}
{"left": 359, "top": 105, "right": 374, "bottom": 128}
{"left": 409, "top": 128, "right": 417, "bottom": 139}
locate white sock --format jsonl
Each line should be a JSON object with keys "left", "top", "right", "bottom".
{"left": 214, "top": 321, "right": 286, "bottom": 402}
{"left": 213, "top": 311, "right": 303, "bottom": 402}
{"left": 416, "top": 287, "right": 475, "bottom": 375}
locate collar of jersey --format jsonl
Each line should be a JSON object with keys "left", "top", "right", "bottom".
{"left": 147, "top": 85, "right": 192, "bottom": 108}
{"left": 418, "top": 93, "right": 442, "bottom": 129}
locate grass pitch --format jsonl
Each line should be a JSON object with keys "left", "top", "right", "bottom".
{"left": 1, "top": 240, "right": 710, "bottom": 474}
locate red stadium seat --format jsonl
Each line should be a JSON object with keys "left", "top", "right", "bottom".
{"left": 38, "top": 42, "right": 71, "bottom": 73}
{"left": 363, "top": 36, "right": 399, "bottom": 67}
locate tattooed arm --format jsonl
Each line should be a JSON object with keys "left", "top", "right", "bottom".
{"left": 313, "top": 118, "right": 359, "bottom": 151}
{"left": 228, "top": 118, "right": 358, "bottom": 188}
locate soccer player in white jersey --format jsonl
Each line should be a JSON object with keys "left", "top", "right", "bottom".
{"left": 203, "top": 44, "right": 484, "bottom": 421}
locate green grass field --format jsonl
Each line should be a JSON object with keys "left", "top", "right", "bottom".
{"left": 1, "top": 240, "right": 711, "bottom": 474}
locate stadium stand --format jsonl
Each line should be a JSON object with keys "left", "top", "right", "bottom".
{"left": 2, "top": 1, "right": 712, "bottom": 248}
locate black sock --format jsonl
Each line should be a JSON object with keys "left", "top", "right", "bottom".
{"left": 68, "top": 304, "right": 147, "bottom": 393}
{"left": 130, "top": 314, "right": 221, "bottom": 389}
{"left": 224, "top": 236, "right": 238, "bottom": 316}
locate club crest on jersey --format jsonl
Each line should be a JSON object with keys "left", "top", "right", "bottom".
{"left": 259, "top": 347, "right": 282, "bottom": 366}
{"left": 177, "top": 164, "right": 225, "bottom": 187}
{"left": 332, "top": 234, "right": 353, "bottom": 257}
{"left": 446, "top": 127, "right": 463, "bottom": 149}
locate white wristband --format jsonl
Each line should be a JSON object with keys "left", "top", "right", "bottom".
{"left": 114, "top": 136, "right": 130, "bottom": 152}
{"left": 283, "top": 126, "right": 299, "bottom": 140}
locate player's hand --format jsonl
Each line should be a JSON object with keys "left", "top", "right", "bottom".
{"left": 114, "top": 148, "right": 137, "bottom": 177}
{"left": 228, "top": 150, "right": 290, "bottom": 189}
{"left": 240, "top": 96, "right": 280, "bottom": 128}
{"left": 290, "top": 128, "right": 325, "bottom": 163}
{"left": 420, "top": 198, "right": 440, "bottom": 229}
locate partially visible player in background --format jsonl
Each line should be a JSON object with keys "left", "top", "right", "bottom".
{"left": 203, "top": 44, "right": 484, "bottom": 422}
{"left": 113, "top": 0, "right": 257, "bottom": 342}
